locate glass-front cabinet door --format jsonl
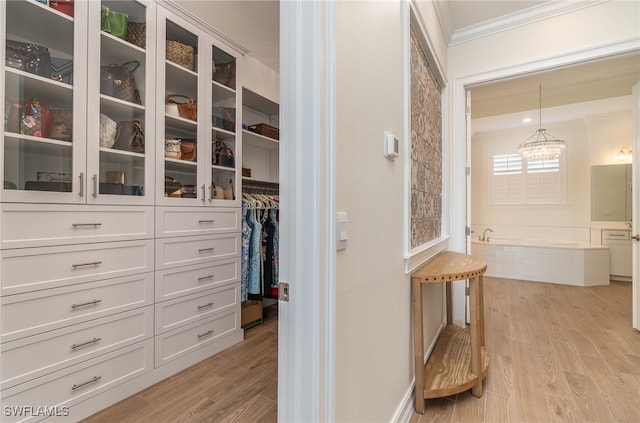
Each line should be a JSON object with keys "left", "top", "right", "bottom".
{"left": 1, "top": 0, "right": 87, "bottom": 203}
{"left": 210, "top": 42, "right": 239, "bottom": 205}
{"left": 86, "top": 0, "right": 154, "bottom": 204}
{"left": 156, "top": 8, "right": 201, "bottom": 205}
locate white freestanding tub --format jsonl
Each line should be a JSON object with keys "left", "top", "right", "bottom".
{"left": 471, "top": 238, "right": 610, "bottom": 286}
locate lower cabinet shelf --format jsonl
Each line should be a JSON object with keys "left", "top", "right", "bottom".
{"left": 423, "top": 324, "right": 489, "bottom": 399}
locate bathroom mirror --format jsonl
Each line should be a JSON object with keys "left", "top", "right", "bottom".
{"left": 591, "top": 163, "right": 632, "bottom": 221}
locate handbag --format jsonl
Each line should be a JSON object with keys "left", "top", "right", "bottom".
{"left": 100, "top": 61, "right": 142, "bottom": 105}
{"left": 51, "top": 109, "right": 73, "bottom": 141}
{"left": 213, "top": 140, "right": 234, "bottom": 168}
{"left": 101, "top": 6, "right": 128, "bottom": 39}
{"left": 180, "top": 140, "right": 197, "bottom": 161}
{"left": 112, "top": 120, "right": 144, "bottom": 154}
{"left": 164, "top": 176, "right": 183, "bottom": 197}
{"left": 5, "top": 39, "right": 51, "bottom": 78}
{"left": 125, "top": 21, "right": 146, "bottom": 49}
{"left": 211, "top": 184, "right": 225, "bottom": 200}
{"left": 165, "top": 94, "right": 197, "bottom": 121}
{"left": 212, "top": 106, "right": 235, "bottom": 131}
{"left": 213, "top": 61, "right": 236, "bottom": 90}
{"left": 224, "top": 179, "right": 234, "bottom": 200}
{"left": 7, "top": 99, "right": 53, "bottom": 138}
{"left": 49, "top": 0, "right": 74, "bottom": 17}
{"left": 99, "top": 113, "right": 118, "bottom": 148}
{"left": 50, "top": 57, "right": 73, "bottom": 84}
{"left": 166, "top": 40, "right": 195, "bottom": 70}
{"left": 164, "top": 139, "right": 181, "bottom": 159}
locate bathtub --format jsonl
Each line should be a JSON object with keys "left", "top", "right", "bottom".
{"left": 471, "top": 237, "right": 610, "bottom": 286}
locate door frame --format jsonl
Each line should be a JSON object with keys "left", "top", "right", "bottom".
{"left": 279, "top": 1, "right": 336, "bottom": 421}
{"left": 455, "top": 40, "right": 640, "bottom": 326}
{"left": 632, "top": 83, "right": 639, "bottom": 331}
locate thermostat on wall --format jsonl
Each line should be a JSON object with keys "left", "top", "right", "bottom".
{"left": 385, "top": 133, "right": 399, "bottom": 160}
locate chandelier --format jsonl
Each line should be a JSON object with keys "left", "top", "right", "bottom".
{"left": 517, "top": 85, "right": 565, "bottom": 161}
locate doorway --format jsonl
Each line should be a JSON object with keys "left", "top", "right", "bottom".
{"left": 462, "top": 52, "right": 640, "bottom": 330}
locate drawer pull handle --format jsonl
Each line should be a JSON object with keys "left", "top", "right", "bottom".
{"left": 71, "top": 337, "right": 102, "bottom": 350}
{"left": 71, "top": 299, "right": 102, "bottom": 309}
{"left": 72, "top": 261, "right": 102, "bottom": 268}
{"left": 198, "top": 274, "right": 215, "bottom": 281}
{"left": 198, "top": 219, "right": 215, "bottom": 224}
{"left": 72, "top": 375, "right": 102, "bottom": 391}
{"left": 72, "top": 223, "right": 103, "bottom": 228}
{"left": 198, "top": 302, "right": 214, "bottom": 310}
{"left": 198, "top": 248, "right": 215, "bottom": 253}
{"left": 197, "top": 329, "right": 214, "bottom": 339}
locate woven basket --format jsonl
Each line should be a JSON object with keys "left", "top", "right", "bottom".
{"left": 248, "top": 123, "right": 279, "bottom": 140}
{"left": 166, "top": 40, "right": 194, "bottom": 70}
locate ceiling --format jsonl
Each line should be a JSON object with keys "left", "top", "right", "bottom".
{"left": 179, "top": 1, "right": 639, "bottom": 121}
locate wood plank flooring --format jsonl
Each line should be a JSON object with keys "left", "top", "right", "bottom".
{"left": 411, "top": 277, "right": 640, "bottom": 423}
{"left": 81, "top": 306, "right": 278, "bottom": 423}
{"left": 84, "top": 278, "right": 639, "bottom": 422}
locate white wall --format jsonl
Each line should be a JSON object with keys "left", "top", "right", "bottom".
{"left": 334, "top": 1, "right": 447, "bottom": 421}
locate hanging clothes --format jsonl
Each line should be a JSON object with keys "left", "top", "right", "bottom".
{"left": 240, "top": 201, "right": 251, "bottom": 302}
{"left": 270, "top": 209, "right": 279, "bottom": 290}
{"left": 247, "top": 207, "right": 263, "bottom": 300}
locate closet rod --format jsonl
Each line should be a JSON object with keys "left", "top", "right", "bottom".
{"left": 242, "top": 180, "right": 280, "bottom": 195}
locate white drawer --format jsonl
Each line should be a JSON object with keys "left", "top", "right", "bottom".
{"left": 1, "top": 273, "right": 154, "bottom": 342}
{"left": 154, "top": 310, "right": 239, "bottom": 366}
{"left": 155, "top": 233, "right": 240, "bottom": 270}
{"left": 1, "top": 339, "right": 153, "bottom": 423}
{"left": 155, "top": 284, "right": 239, "bottom": 334}
{"left": 1, "top": 306, "right": 153, "bottom": 390}
{"left": 1, "top": 239, "right": 154, "bottom": 295}
{"left": 155, "top": 258, "right": 239, "bottom": 302}
{"left": 602, "top": 229, "right": 630, "bottom": 241}
{"left": 155, "top": 207, "right": 240, "bottom": 237}
{"left": 0, "top": 204, "right": 153, "bottom": 249}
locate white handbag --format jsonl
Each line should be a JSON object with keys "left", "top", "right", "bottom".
{"left": 99, "top": 113, "right": 117, "bottom": 148}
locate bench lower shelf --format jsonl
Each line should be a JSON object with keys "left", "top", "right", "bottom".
{"left": 423, "top": 324, "right": 489, "bottom": 399}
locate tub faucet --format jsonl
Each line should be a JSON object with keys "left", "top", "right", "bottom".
{"left": 480, "top": 228, "right": 493, "bottom": 242}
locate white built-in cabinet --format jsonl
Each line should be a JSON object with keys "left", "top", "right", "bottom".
{"left": 0, "top": 1, "right": 244, "bottom": 420}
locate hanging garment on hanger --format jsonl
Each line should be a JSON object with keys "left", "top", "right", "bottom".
{"left": 262, "top": 211, "right": 275, "bottom": 296}
{"left": 241, "top": 201, "right": 251, "bottom": 302}
{"left": 270, "top": 209, "right": 279, "bottom": 290}
{"left": 247, "top": 207, "right": 263, "bottom": 300}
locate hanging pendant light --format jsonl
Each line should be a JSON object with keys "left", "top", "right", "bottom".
{"left": 517, "top": 85, "right": 565, "bottom": 161}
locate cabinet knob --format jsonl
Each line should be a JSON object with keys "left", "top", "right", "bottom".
{"left": 632, "top": 234, "right": 640, "bottom": 241}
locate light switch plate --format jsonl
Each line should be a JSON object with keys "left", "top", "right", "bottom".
{"left": 336, "top": 212, "right": 348, "bottom": 250}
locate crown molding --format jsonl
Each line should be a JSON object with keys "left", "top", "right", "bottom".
{"left": 450, "top": 0, "right": 606, "bottom": 46}
{"left": 158, "top": 0, "right": 249, "bottom": 55}
{"left": 431, "top": 0, "right": 454, "bottom": 45}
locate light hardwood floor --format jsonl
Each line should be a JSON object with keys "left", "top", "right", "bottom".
{"left": 81, "top": 306, "right": 278, "bottom": 423}
{"left": 84, "top": 278, "right": 639, "bottom": 422}
{"left": 411, "top": 277, "right": 640, "bottom": 423}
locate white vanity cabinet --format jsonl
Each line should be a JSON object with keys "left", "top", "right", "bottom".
{"left": 602, "top": 229, "right": 632, "bottom": 281}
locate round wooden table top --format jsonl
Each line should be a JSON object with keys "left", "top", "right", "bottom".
{"left": 411, "top": 251, "right": 487, "bottom": 284}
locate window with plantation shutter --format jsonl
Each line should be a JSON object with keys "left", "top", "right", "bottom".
{"left": 491, "top": 154, "right": 564, "bottom": 205}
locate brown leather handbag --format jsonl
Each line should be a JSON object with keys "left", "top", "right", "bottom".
{"left": 180, "top": 140, "right": 197, "bottom": 161}
{"left": 165, "top": 94, "right": 197, "bottom": 121}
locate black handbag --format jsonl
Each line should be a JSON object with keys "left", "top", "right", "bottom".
{"left": 112, "top": 120, "right": 144, "bottom": 153}
{"left": 5, "top": 39, "right": 51, "bottom": 78}
{"left": 213, "top": 140, "right": 234, "bottom": 168}
{"left": 100, "top": 61, "right": 142, "bottom": 105}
